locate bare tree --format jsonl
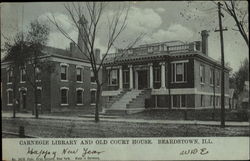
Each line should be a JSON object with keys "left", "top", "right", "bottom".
{"left": 24, "top": 20, "right": 50, "bottom": 118}
{"left": 220, "top": 0, "right": 249, "bottom": 47}
{"left": 50, "top": 2, "right": 143, "bottom": 122}
{"left": 181, "top": 1, "right": 248, "bottom": 47}
{"left": 4, "top": 33, "right": 29, "bottom": 118}
{"left": 3, "top": 20, "right": 51, "bottom": 119}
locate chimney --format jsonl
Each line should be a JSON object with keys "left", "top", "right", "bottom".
{"left": 94, "top": 49, "right": 101, "bottom": 63}
{"left": 201, "top": 30, "right": 209, "bottom": 55}
{"left": 78, "top": 16, "right": 88, "bottom": 53}
{"left": 69, "top": 42, "right": 75, "bottom": 52}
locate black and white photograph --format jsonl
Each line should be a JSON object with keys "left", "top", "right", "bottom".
{"left": 1, "top": 1, "right": 249, "bottom": 160}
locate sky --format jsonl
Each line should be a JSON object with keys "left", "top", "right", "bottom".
{"left": 1, "top": 1, "right": 249, "bottom": 72}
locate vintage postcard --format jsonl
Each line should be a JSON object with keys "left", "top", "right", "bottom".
{"left": 1, "top": 1, "right": 249, "bottom": 160}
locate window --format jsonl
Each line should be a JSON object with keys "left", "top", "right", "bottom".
{"left": 173, "top": 95, "right": 186, "bottom": 108}
{"left": 91, "top": 70, "right": 95, "bottom": 83}
{"left": 209, "top": 68, "right": 214, "bottom": 85}
{"left": 60, "top": 65, "right": 68, "bottom": 81}
{"left": 176, "top": 63, "right": 183, "bottom": 82}
{"left": 201, "top": 95, "right": 204, "bottom": 107}
{"left": 7, "top": 68, "right": 13, "bottom": 84}
{"left": 7, "top": 89, "right": 13, "bottom": 105}
{"left": 200, "top": 65, "right": 205, "bottom": 84}
{"left": 36, "top": 88, "right": 42, "bottom": 105}
{"left": 90, "top": 90, "right": 96, "bottom": 105}
{"left": 216, "top": 96, "right": 220, "bottom": 106}
{"left": 123, "top": 70, "right": 129, "bottom": 84}
{"left": 76, "top": 67, "right": 83, "bottom": 82}
{"left": 35, "top": 67, "right": 41, "bottom": 82}
{"left": 154, "top": 67, "right": 161, "bottom": 83}
{"left": 108, "top": 70, "right": 118, "bottom": 85}
{"left": 61, "top": 88, "right": 69, "bottom": 105}
{"left": 171, "top": 62, "right": 188, "bottom": 82}
{"left": 216, "top": 71, "right": 220, "bottom": 86}
{"left": 76, "top": 89, "right": 84, "bottom": 105}
{"left": 20, "top": 67, "right": 26, "bottom": 83}
{"left": 210, "top": 96, "right": 214, "bottom": 106}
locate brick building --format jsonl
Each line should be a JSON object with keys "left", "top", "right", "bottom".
{"left": 1, "top": 17, "right": 100, "bottom": 112}
{"left": 101, "top": 30, "right": 231, "bottom": 114}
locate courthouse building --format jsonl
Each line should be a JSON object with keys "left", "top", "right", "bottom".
{"left": 1, "top": 17, "right": 100, "bottom": 112}
{"left": 101, "top": 30, "right": 231, "bottom": 114}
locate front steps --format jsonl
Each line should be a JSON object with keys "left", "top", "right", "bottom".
{"left": 103, "top": 89, "right": 151, "bottom": 115}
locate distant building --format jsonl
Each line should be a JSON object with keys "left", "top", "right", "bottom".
{"left": 229, "top": 88, "right": 236, "bottom": 109}
{"left": 101, "top": 30, "right": 231, "bottom": 114}
{"left": 1, "top": 17, "right": 100, "bottom": 112}
{"left": 237, "top": 81, "right": 249, "bottom": 109}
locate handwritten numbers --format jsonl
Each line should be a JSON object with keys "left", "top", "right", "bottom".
{"left": 200, "top": 148, "right": 209, "bottom": 155}
{"left": 180, "top": 148, "right": 209, "bottom": 155}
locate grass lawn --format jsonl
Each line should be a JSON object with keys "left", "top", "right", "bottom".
{"left": 123, "top": 109, "right": 250, "bottom": 121}
{"left": 2, "top": 117, "right": 249, "bottom": 138}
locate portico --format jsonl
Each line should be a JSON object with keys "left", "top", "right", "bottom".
{"left": 106, "top": 62, "right": 167, "bottom": 90}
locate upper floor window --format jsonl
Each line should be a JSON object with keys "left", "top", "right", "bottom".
{"left": 171, "top": 61, "right": 188, "bottom": 83}
{"left": 35, "top": 67, "right": 41, "bottom": 82}
{"left": 7, "top": 68, "right": 13, "bottom": 84}
{"left": 209, "top": 68, "right": 214, "bottom": 85}
{"left": 60, "top": 64, "right": 68, "bottom": 81}
{"left": 76, "top": 67, "right": 83, "bottom": 82}
{"left": 20, "top": 67, "right": 26, "bottom": 83}
{"left": 216, "top": 70, "right": 220, "bottom": 86}
{"left": 60, "top": 87, "right": 69, "bottom": 105}
{"left": 108, "top": 69, "right": 118, "bottom": 85}
{"left": 200, "top": 64, "right": 205, "bottom": 84}
{"left": 7, "top": 89, "right": 13, "bottom": 105}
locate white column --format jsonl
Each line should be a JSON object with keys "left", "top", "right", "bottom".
{"left": 149, "top": 63, "right": 153, "bottom": 89}
{"left": 119, "top": 66, "right": 123, "bottom": 89}
{"left": 129, "top": 65, "right": 133, "bottom": 89}
{"left": 160, "top": 62, "right": 166, "bottom": 89}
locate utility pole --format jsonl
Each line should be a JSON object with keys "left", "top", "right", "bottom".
{"left": 215, "top": 2, "right": 228, "bottom": 128}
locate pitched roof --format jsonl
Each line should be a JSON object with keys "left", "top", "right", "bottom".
{"left": 2, "top": 45, "right": 88, "bottom": 63}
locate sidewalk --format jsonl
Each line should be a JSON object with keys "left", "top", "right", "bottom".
{"left": 2, "top": 112, "right": 249, "bottom": 127}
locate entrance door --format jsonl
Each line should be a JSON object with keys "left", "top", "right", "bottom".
{"left": 20, "top": 90, "right": 27, "bottom": 110}
{"left": 138, "top": 70, "right": 148, "bottom": 89}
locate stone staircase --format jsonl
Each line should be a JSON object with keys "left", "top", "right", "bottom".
{"left": 104, "top": 89, "right": 151, "bottom": 115}
{"left": 103, "top": 90, "right": 127, "bottom": 109}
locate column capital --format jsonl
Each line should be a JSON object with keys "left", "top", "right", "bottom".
{"left": 159, "top": 62, "right": 166, "bottom": 65}
{"left": 128, "top": 65, "right": 133, "bottom": 68}
{"left": 148, "top": 63, "right": 153, "bottom": 66}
